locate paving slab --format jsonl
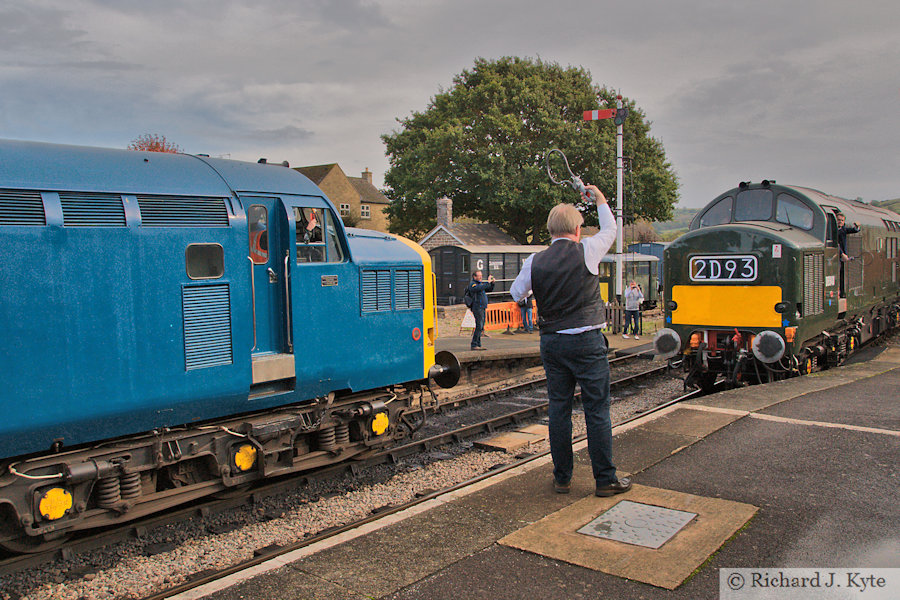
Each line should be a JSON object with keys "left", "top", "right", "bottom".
{"left": 474, "top": 430, "right": 544, "bottom": 451}
{"left": 499, "top": 484, "right": 757, "bottom": 589}
{"left": 639, "top": 406, "right": 744, "bottom": 438}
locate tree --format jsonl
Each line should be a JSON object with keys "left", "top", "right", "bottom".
{"left": 382, "top": 57, "right": 678, "bottom": 242}
{"left": 127, "top": 134, "right": 182, "bottom": 153}
{"left": 625, "top": 219, "right": 658, "bottom": 244}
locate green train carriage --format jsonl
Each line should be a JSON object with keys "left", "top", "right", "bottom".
{"left": 654, "top": 181, "right": 900, "bottom": 390}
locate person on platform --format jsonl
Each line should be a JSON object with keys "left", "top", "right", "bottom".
{"left": 467, "top": 270, "right": 494, "bottom": 351}
{"left": 623, "top": 280, "right": 644, "bottom": 339}
{"left": 510, "top": 184, "right": 631, "bottom": 498}
{"left": 517, "top": 290, "right": 534, "bottom": 333}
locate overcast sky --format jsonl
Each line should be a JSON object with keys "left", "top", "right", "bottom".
{"left": 1, "top": 0, "right": 897, "bottom": 209}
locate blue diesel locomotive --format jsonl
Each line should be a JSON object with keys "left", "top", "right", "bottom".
{"left": 654, "top": 181, "right": 900, "bottom": 390}
{"left": 0, "top": 139, "right": 457, "bottom": 552}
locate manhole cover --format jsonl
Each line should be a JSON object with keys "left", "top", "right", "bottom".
{"left": 577, "top": 500, "right": 697, "bottom": 549}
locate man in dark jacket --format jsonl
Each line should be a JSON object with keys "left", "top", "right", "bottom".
{"left": 467, "top": 270, "right": 494, "bottom": 350}
{"left": 836, "top": 212, "right": 860, "bottom": 261}
{"left": 836, "top": 212, "right": 860, "bottom": 297}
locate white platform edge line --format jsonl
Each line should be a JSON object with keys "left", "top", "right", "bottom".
{"left": 748, "top": 412, "right": 900, "bottom": 437}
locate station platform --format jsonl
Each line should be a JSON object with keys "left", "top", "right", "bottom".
{"left": 435, "top": 329, "right": 654, "bottom": 363}
{"left": 186, "top": 346, "right": 900, "bottom": 600}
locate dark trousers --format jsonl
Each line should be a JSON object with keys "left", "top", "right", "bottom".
{"left": 625, "top": 310, "right": 640, "bottom": 334}
{"left": 539, "top": 329, "right": 616, "bottom": 486}
{"left": 471, "top": 306, "right": 486, "bottom": 349}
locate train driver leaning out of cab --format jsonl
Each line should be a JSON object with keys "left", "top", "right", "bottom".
{"left": 836, "top": 212, "right": 860, "bottom": 262}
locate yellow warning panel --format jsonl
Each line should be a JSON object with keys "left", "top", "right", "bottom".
{"left": 671, "top": 285, "right": 781, "bottom": 328}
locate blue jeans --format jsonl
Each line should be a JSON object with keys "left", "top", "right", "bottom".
{"left": 520, "top": 305, "right": 533, "bottom": 331}
{"left": 540, "top": 329, "right": 616, "bottom": 486}
{"left": 625, "top": 310, "right": 640, "bottom": 335}
{"left": 471, "top": 306, "right": 485, "bottom": 349}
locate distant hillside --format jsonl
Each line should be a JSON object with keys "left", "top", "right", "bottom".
{"left": 652, "top": 207, "right": 699, "bottom": 241}
{"left": 871, "top": 198, "right": 900, "bottom": 215}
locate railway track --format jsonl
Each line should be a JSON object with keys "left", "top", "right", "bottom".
{"left": 0, "top": 352, "right": 669, "bottom": 579}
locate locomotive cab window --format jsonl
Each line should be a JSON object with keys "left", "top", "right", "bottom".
{"left": 734, "top": 189, "right": 773, "bottom": 222}
{"left": 248, "top": 205, "right": 268, "bottom": 264}
{"left": 826, "top": 213, "right": 838, "bottom": 247}
{"left": 775, "top": 194, "right": 813, "bottom": 230}
{"left": 295, "top": 207, "right": 345, "bottom": 264}
{"left": 699, "top": 196, "right": 732, "bottom": 227}
{"left": 186, "top": 243, "right": 224, "bottom": 279}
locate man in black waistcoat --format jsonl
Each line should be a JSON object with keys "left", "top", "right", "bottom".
{"left": 511, "top": 184, "right": 631, "bottom": 497}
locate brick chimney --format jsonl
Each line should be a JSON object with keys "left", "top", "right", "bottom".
{"left": 362, "top": 168, "right": 373, "bottom": 185}
{"left": 436, "top": 197, "right": 452, "bottom": 228}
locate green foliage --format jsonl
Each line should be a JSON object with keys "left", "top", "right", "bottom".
{"left": 653, "top": 207, "right": 699, "bottom": 232}
{"left": 871, "top": 198, "right": 900, "bottom": 215}
{"left": 382, "top": 57, "right": 678, "bottom": 243}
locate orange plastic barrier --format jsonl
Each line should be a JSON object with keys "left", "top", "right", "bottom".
{"left": 484, "top": 301, "right": 538, "bottom": 331}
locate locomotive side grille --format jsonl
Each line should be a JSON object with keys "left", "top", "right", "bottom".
{"left": 394, "top": 268, "right": 424, "bottom": 310}
{"left": 0, "top": 189, "right": 46, "bottom": 226}
{"left": 361, "top": 269, "right": 392, "bottom": 312}
{"left": 802, "top": 253, "right": 824, "bottom": 316}
{"left": 59, "top": 192, "right": 126, "bottom": 226}
{"left": 137, "top": 196, "right": 229, "bottom": 227}
{"left": 182, "top": 284, "right": 233, "bottom": 370}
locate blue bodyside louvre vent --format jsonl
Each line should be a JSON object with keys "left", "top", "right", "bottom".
{"left": 183, "top": 284, "right": 233, "bottom": 370}
{"left": 138, "top": 196, "right": 229, "bottom": 227}
{"left": 361, "top": 269, "right": 392, "bottom": 313}
{"left": 0, "top": 189, "right": 45, "bottom": 226}
{"left": 394, "top": 268, "right": 424, "bottom": 310}
{"left": 59, "top": 192, "right": 126, "bottom": 226}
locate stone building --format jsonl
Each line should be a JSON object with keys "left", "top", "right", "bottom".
{"left": 295, "top": 163, "right": 390, "bottom": 233}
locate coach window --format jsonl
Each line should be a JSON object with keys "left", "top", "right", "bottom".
{"left": 699, "top": 196, "right": 733, "bottom": 227}
{"left": 186, "top": 243, "right": 224, "bottom": 279}
{"left": 775, "top": 194, "right": 813, "bottom": 230}
{"left": 734, "top": 189, "right": 773, "bottom": 222}
{"left": 248, "top": 205, "right": 268, "bottom": 264}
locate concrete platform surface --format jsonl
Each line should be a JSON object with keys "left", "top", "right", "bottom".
{"left": 188, "top": 347, "right": 900, "bottom": 600}
{"left": 436, "top": 330, "right": 653, "bottom": 362}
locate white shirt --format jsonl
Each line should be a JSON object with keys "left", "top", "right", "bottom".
{"left": 510, "top": 203, "right": 617, "bottom": 333}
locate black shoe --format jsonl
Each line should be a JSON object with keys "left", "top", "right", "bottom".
{"left": 595, "top": 477, "right": 632, "bottom": 497}
{"left": 553, "top": 479, "right": 571, "bottom": 494}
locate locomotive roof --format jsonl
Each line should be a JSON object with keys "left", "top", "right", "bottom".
{"left": 0, "top": 139, "right": 326, "bottom": 200}
{"left": 784, "top": 185, "right": 898, "bottom": 220}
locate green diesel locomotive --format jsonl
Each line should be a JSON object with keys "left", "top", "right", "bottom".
{"left": 654, "top": 181, "right": 900, "bottom": 390}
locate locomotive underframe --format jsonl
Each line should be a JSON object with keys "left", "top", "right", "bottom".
{"left": 0, "top": 384, "right": 430, "bottom": 550}
{"left": 676, "top": 299, "right": 900, "bottom": 391}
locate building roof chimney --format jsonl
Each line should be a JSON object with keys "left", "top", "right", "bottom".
{"left": 362, "top": 168, "right": 373, "bottom": 184}
{"left": 436, "top": 197, "right": 452, "bottom": 229}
